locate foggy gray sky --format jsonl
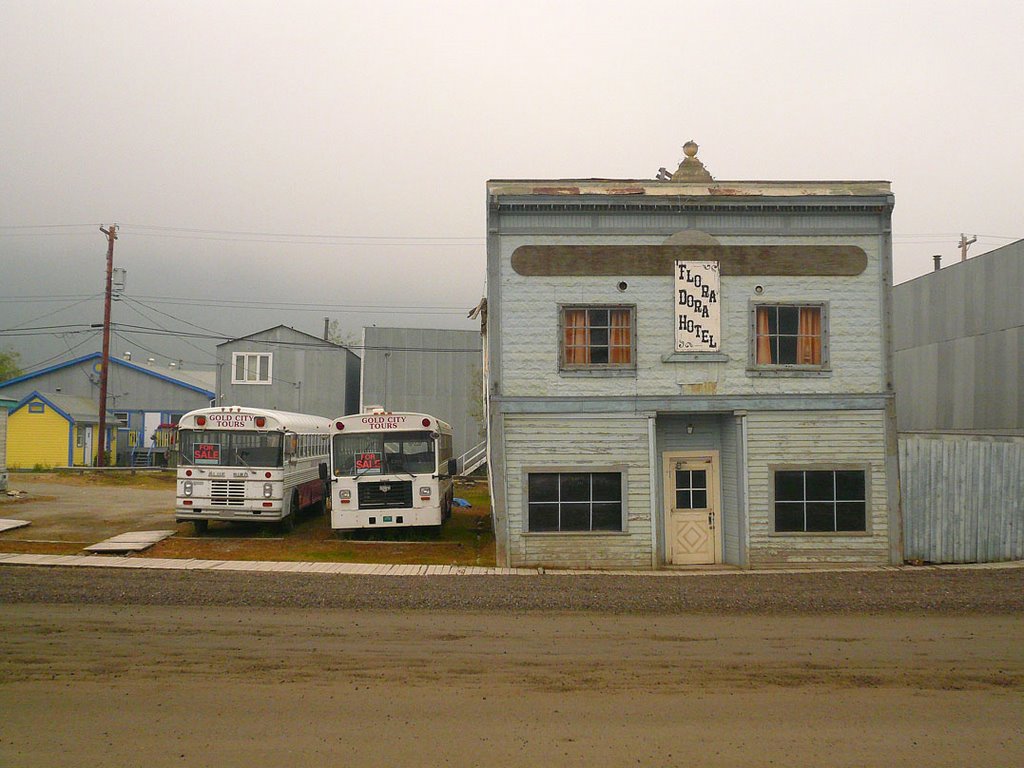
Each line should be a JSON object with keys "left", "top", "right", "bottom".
{"left": 2, "top": 0, "right": 1022, "bottom": 375}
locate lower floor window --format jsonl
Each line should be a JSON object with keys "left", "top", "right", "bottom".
{"left": 774, "top": 469, "right": 867, "bottom": 532}
{"left": 527, "top": 472, "right": 623, "bottom": 532}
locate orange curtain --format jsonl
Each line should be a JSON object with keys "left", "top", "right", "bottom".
{"left": 755, "top": 308, "right": 772, "bottom": 364}
{"left": 609, "top": 310, "right": 631, "bottom": 364}
{"left": 798, "top": 307, "right": 822, "bottom": 364}
{"left": 564, "top": 310, "right": 589, "bottom": 364}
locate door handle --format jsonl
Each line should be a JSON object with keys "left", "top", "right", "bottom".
{"left": 708, "top": 512, "right": 714, "bottom": 529}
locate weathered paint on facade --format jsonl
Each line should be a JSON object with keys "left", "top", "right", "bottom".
{"left": 486, "top": 152, "right": 899, "bottom": 569}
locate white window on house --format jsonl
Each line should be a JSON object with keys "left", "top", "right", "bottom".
{"left": 773, "top": 469, "right": 867, "bottom": 533}
{"left": 526, "top": 471, "right": 624, "bottom": 532}
{"left": 751, "top": 303, "right": 828, "bottom": 368}
{"left": 560, "top": 306, "right": 635, "bottom": 370}
{"left": 232, "top": 352, "right": 273, "bottom": 384}
{"left": 113, "top": 411, "right": 130, "bottom": 427}
{"left": 76, "top": 426, "right": 85, "bottom": 448}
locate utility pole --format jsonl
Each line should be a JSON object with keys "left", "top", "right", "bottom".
{"left": 97, "top": 224, "right": 118, "bottom": 467}
{"left": 959, "top": 233, "right": 977, "bottom": 262}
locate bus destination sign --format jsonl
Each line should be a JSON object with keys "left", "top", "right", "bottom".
{"left": 205, "top": 413, "right": 256, "bottom": 429}
{"left": 194, "top": 443, "right": 221, "bottom": 464}
{"left": 359, "top": 414, "right": 409, "bottom": 430}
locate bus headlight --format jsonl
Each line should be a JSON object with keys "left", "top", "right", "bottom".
{"left": 338, "top": 489, "right": 351, "bottom": 504}
{"left": 419, "top": 486, "right": 431, "bottom": 499}
{"left": 183, "top": 481, "right": 193, "bottom": 497}
{"left": 263, "top": 483, "right": 273, "bottom": 499}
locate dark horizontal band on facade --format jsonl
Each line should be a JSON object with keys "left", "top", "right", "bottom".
{"left": 493, "top": 393, "right": 891, "bottom": 414}
{"left": 511, "top": 245, "right": 868, "bottom": 277}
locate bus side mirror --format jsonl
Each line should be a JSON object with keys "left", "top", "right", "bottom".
{"left": 447, "top": 458, "right": 457, "bottom": 477}
{"left": 318, "top": 463, "right": 329, "bottom": 483}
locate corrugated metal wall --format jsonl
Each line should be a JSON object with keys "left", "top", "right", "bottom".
{"left": 900, "top": 435, "right": 1024, "bottom": 563}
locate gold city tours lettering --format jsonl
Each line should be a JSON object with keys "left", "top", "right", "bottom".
{"left": 360, "top": 415, "right": 409, "bottom": 430}
{"left": 205, "top": 413, "right": 254, "bottom": 429}
{"left": 674, "top": 261, "right": 721, "bottom": 352}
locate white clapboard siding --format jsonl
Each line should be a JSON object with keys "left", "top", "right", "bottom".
{"left": 900, "top": 435, "right": 1024, "bottom": 563}
{"left": 745, "top": 410, "right": 891, "bottom": 567}
{"left": 503, "top": 414, "right": 652, "bottom": 569}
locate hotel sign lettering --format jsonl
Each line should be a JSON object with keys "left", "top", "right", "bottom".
{"left": 674, "top": 261, "right": 720, "bottom": 352}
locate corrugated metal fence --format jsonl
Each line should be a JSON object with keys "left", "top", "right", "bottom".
{"left": 899, "top": 435, "right": 1024, "bottom": 563}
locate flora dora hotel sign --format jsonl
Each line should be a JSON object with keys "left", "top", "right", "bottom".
{"left": 674, "top": 261, "right": 720, "bottom": 352}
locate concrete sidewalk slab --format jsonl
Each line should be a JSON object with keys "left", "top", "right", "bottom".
{"left": 84, "top": 530, "right": 176, "bottom": 553}
{"left": 0, "top": 519, "right": 31, "bottom": 533}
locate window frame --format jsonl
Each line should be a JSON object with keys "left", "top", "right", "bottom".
{"left": 521, "top": 466, "right": 629, "bottom": 535}
{"left": 748, "top": 301, "right": 830, "bottom": 375}
{"left": 768, "top": 464, "right": 871, "bottom": 536}
{"left": 557, "top": 304, "right": 637, "bottom": 377}
{"left": 231, "top": 352, "right": 273, "bottom": 385}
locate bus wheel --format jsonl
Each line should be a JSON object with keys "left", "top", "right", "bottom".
{"left": 192, "top": 519, "right": 208, "bottom": 535}
{"left": 281, "top": 491, "right": 299, "bottom": 533}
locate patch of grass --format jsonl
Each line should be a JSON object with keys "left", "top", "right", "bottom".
{"left": 48, "top": 470, "right": 176, "bottom": 490}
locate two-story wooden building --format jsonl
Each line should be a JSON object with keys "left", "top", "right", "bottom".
{"left": 485, "top": 143, "right": 901, "bottom": 569}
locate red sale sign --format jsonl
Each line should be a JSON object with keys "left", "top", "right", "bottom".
{"left": 194, "top": 443, "right": 221, "bottom": 464}
{"left": 354, "top": 452, "right": 382, "bottom": 472}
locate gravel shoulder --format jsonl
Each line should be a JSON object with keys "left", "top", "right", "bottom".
{"left": 1, "top": 563, "right": 1021, "bottom": 614}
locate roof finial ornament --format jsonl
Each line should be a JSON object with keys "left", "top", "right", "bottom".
{"left": 667, "top": 139, "right": 714, "bottom": 182}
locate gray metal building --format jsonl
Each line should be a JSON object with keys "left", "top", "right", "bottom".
{"left": 485, "top": 143, "right": 901, "bottom": 570}
{"left": 0, "top": 352, "right": 215, "bottom": 465}
{"left": 359, "top": 326, "right": 484, "bottom": 464}
{"left": 893, "top": 238, "right": 1024, "bottom": 435}
{"left": 216, "top": 325, "right": 360, "bottom": 418}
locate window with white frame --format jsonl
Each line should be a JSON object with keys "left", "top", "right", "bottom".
{"left": 560, "top": 306, "right": 635, "bottom": 370}
{"left": 232, "top": 352, "right": 272, "bottom": 384}
{"left": 526, "top": 471, "right": 624, "bottom": 532}
{"left": 751, "top": 303, "right": 828, "bottom": 368}
{"left": 773, "top": 468, "right": 867, "bottom": 533}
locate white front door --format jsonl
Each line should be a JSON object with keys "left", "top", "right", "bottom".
{"left": 663, "top": 452, "right": 721, "bottom": 565}
{"left": 83, "top": 426, "right": 94, "bottom": 466}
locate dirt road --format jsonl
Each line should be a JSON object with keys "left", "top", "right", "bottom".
{"left": 1, "top": 567, "right": 1021, "bottom": 767}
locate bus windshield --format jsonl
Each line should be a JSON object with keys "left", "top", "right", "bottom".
{"left": 333, "top": 431, "right": 436, "bottom": 477}
{"left": 178, "top": 429, "right": 283, "bottom": 467}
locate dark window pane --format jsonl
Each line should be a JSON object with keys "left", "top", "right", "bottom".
{"left": 592, "top": 502, "right": 622, "bottom": 531}
{"left": 778, "top": 306, "right": 800, "bottom": 335}
{"left": 835, "top": 471, "right": 866, "bottom": 501}
{"left": 560, "top": 473, "right": 590, "bottom": 502}
{"left": 560, "top": 503, "right": 591, "bottom": 531}
{"left": 778, "top": 335, "right": 798, "bottom": 363}
{"left": 691, "top": 490, "right": 708, "bottom": 509}
{"left": 675, "top": 489, "right": 692, "bottom": 509}
{"left": 775, "top": 471, "right": 804, "bottom": 502}
{"left": 591, "top": 473, "right": 621, "bottom": 501}
{"left": 675, "top": 470, "right": 690, "bottom": 490}
{"left": 836, "top": 502, "right": 867, "bottom": 531}
{"left": 775, "top": 502, "right": 804, "bottom": 532}
{"left": 590, "top": 346, "right": 609, "bottom": 364}
{"left": 805, "top": 502, "right": 836, "bottom": 532}
{"left": 691, "top": 470, "right": 707, "bottom": 489}
{"left": 805, "top": 471, "right": 835, "bottom": 501}
{"left": 529, "top": 474, "right": 559, "bottom": 502}
{"left": 528, "top": 504, "right": 559, "bottom": 532}
{"left": 588, "top": 309, "right": 608, "bottom": 327}
{"left": 590, "top": 327, "right": 608, "bottom": 346}
{"left": 765, "top": 306, "right": 778, "bottom": 335}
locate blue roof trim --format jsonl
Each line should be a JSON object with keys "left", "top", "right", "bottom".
{"left": 12, "top": 390, "right": 74, "bottom": 423}
{"left": 0, "top": 352, "right": 214, "bottom": 398}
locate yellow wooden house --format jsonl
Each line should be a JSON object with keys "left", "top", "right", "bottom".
{"left": 6, "top": 391, "right": 116, "bottom": 469}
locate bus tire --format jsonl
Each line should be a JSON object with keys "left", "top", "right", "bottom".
{"left": 281, "top": 491, "right": 299, "bottom": 533}
{"left": 192, "top": 519, "right": 208, "bottom": 535}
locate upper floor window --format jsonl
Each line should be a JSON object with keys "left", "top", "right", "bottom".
{"left": 560, "top": 306, "right": 635, "bottom": 370}
{"left": 232, "top": 352, "right": 273, "bottom": 384}
{"left": 752, "top": 304, "right": 828, "bottom": 368}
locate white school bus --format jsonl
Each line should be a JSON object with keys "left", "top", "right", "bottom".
{"left": 175, "top": 406, "right": 333, "bottom": 534}
{"left": 329, "top": 408, "right": 455, "bottom": 531}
